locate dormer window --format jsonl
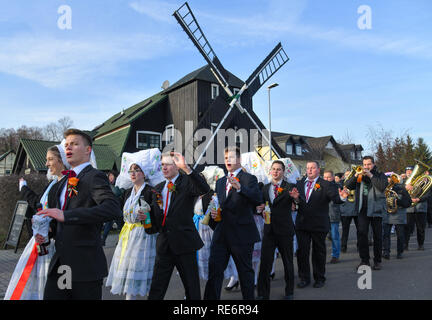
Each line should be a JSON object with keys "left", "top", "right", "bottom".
{"left": 295, "top": 144, "right": 302, "bottom": 155}
{"left": 286, "top": 142, "right": 293, "bottom": 155}
{"left": 351, "top": 151, "right": 355, "bottom": 160}
{"left": 211, "top": 84, "right": 219, "bottom": 100}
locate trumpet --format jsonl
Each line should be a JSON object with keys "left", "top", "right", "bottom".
{"left": 344, "top": 166, "right": 364, "bottom": 186}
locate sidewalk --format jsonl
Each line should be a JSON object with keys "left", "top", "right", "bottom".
{"left": 0, "top": 233, "right": 119, "bottom": 299}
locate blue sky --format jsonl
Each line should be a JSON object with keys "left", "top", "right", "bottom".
{"left": 0, "top": 0, "right": 431, "bottom": 154}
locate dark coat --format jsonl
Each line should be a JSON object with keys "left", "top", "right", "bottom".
{"left": 209, "top": 170, "right": 263, "bottom": 245}
{"left": 344, "top": 166, "right": 388, "bottom": 217}
{"left": 48, "top": 165, "right": 122, "bottom": 282}
{"left": 153, "top": 170, "right": 210, "bottom": 255}
{"left": 261, "top": 180, "right": 296, "bottom": 237}
{"left": 383, "top": 184, "right": 412, "bottom": 225}
{"left": 295, "top": 177, "right": 344, "bottom": 233}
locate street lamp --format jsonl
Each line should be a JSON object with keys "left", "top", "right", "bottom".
{"left": 267, "top": 83, "right": 279, "bottom": 160}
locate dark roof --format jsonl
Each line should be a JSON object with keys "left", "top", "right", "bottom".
{"left": 163, "top": 65, "right": 244, "bottom": 94}
{"left": 92, "top": 91, "right": 167, "bottom": 139}
{"left": 15, "top": 139, "right": 117, "bottom": 172}
{"left": 0, "top": 150, "right": 15, "bottom": 162}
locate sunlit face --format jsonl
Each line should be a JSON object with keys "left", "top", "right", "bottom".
{"left": 362, "top": 159, "right": 374, "bottom": 171}
{"left": 306, "top": 162, "right": 320, "bottom": 180}
{"left": 323, "top": 172, "right": 334, "bottom": 182}
{"left": 64, "top": 134, "right": 91, "bottom": 168}
{"left": 45, "top": 151, "right": 64, "bottom": 177}
{"left": 129, "top": 164, "right": 144, "bottom": 185}
{"left": 270, "top": 163, "right": 284, "bottom": 181}
{"left": 406, "top": 169, "right": 413, "bottom": 177}
{"left": 161, "top": 155, "right": 178, "bottom": 180}
{"left": 224, "top": 151, "right": 241, "bottom": 173}
{"left": 344, "top": 171, "right": 351, "bottom": 179}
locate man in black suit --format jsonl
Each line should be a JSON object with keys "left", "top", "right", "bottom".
{"left": 148, "top": 152, "right": 210, "bottom": 300}
{"left": 291, "top": 161, "right": 348, "bottom": 289}
{"left": 256, "top": 160, "right": 297, "bottom": 300}
{"left": 38, "top": 129, "right": 122, "bottom": 300}
{"left": 204, "top": 146, "right": 262, "bottom": 300}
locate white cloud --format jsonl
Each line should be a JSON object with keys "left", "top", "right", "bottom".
{"left": 0, "top": 33, "right": 180, "bottom": 88}
{"left": 129, "top": 0, "right": 177, "bottom": 23}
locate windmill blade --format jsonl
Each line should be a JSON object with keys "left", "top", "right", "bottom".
{"left": 245, "top": 42, "right": 289, "bottom": 97}
{"left": 173, "top": 2, "right": 230, "bottom": 86}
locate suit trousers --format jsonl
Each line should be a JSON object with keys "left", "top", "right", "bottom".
{"left": 341, "top": 216, "right": 359, "bottom": 249}
{"left": 358, "top": 209, "right": 382, "bottom": 264}
{"left": 257, "top": 232, "right": 294, "bottom": 298}
{"left": 405, "top": 212, "right": 426, "bottom": 247}
{"left": 204, "top": 240, "right": 255, "bottom": 300}
{"left": 148, "top": 246, "right": 201, "bottom": 300}
{"left": 296, "top": 230, "right": 327, "bottom": 283}
{"left": 383, "top": 223, "right": 405, "bottom": 255}
{"left": 43, "top": 261, "right": 102, "bottom": 300}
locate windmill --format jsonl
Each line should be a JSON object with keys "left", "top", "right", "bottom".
{"left": 173, "top": 2, "right": 289, "bottom": 169}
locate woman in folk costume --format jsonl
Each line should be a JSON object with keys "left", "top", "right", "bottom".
{"left": 106, "top": 161, "right": 159, "bottom": 300}
{"left": 193, "top": 166, "right": 224, "bottom": 280}
{"left": 4, "top": 143, "right": 69, "bottom": 300}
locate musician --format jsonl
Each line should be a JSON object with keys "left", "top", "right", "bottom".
{"left": 344, "top": 156, "right": 388, "bottom": 271}
{"left": 382, "top": 175, "right": 411, "bottom": 259}
{"left": 404, "top": 167, "right": 430, "bottom": 251}
{"left": 340, "top": 170, "right": 359, "bottom": 253}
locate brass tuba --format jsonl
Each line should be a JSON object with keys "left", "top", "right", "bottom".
{"left": 385, "top": 174, "right": 400, "bottom": 214}
{"left": 405, "top": 159, "right": 432, "bottom": 206}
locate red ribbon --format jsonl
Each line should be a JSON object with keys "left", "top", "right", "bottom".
{"left": 162, "top": 181, "right": 173, "bottom": 227}
{"left": 10, "top": 242, "right": 39, "bottom": 300}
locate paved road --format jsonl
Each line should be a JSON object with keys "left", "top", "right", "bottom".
{"left": 2, "top": 224, "right": 432, "bottom": 300}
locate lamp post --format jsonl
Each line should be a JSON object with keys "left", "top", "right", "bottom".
{"left": 267, "top": 83, "right": 279, "bottom": 160}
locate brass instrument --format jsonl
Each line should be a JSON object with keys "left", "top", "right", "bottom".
{"left": 405, "top": 159, "right": 432, "bottom": 206}
{"left": 347, "top": 190, "right": 356, "bottom": 203}
{"left": 385, "top": 174, "right": 400, "bottom": 214}
{"left": 344, "top": 165, "right": 364, "bottom": 186}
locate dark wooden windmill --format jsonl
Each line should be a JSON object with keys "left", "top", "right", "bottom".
{"left": 173, "top": 2, "right": 290, "bottom": 169}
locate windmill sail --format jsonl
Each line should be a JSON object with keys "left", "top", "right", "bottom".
{"left": 245, "top": 42, "right": 289, "bottom": 97}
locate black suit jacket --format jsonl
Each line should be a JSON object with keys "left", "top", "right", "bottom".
{"left": 48, "top": 165, "right": 122, "bottom": 282}
{"left": 295, "top": 177, "right": 344, "bottom": 233}
{"left": 209, "top": 170, "right": 263, "bottom": 245}
{"left": 261, "top": 180, "right": 296, "bottom": 237}
{"left": 153, "top": 170, "right": 210, "bottom": 255}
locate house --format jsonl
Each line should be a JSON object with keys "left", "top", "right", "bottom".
{"left": 92, "top": 64, "right": 285, "bottom": 169}
{"left": 12, "top": 139, "right": 117, "bottom": 175}
{"left": 272, "top": 131, "right": 363, "bottom": 175}
{"left": 0, "top": 150, "right": 15, "bottom": 176}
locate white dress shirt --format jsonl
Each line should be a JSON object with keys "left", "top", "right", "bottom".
{"left": 161, "top": 173, "right": 180, "bottom": 216}
{"left": 59, "top": 162, "right": 91, "bottom": 210}
{"left": 226, "top": 167, "right": 243, "bottom": 197}
{"left": 269, "top": 179, "right": 283, "bottom": 204}
{"left": 304, "top": 176, "right": 319, "bottom": 202}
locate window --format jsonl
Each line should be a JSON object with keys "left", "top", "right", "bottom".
{"left": 136, "top": 131, "right": 162, "bottom": 150}
{"left": 350, "top": 151, "right": 355, "bottom": 160}
{"left": 286, "top": 142, "right": 293, "bottom": 155}
{"left": 295, "top": 144, "right": 302, "bottom": 155}
{"left": 211, "top": 84, "right": 219, "bottom": 100}
{"left": 356, "top": 151, "right": 362, "bottom": 160}
{"left": 326, "top": 142, "right": 333, "bottom": 149}
{"left": 164, "top": 124, "right": 175, "bottom": 144}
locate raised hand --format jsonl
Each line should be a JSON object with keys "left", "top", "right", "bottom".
{"left": 171, "top": 152, "right": 192, "bottom": 174}
{"left": 289, "top": 187, "right": 299, "bottom": 200}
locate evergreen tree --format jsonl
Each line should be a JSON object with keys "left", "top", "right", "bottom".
{"left": 403, "top": 135, "right": 416, "bottom": 168}
{"left": 414, "top": 137, "right": 432, "bottom": 166}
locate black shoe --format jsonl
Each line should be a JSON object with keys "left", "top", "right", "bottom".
{"left": 396, "top": 253, "right": 403, "bottom": 259}
{"left": 283, "top": 294, "right": 294, "bottom": 300}
{"left": 270, "top": 272, "right": 275, "bottom": 280}
{"left": 383, "top": 253, "right": 390, "bottom": 260}
{"left": 329, "top": 257, "right": 339, "bottom": 264}
{"left": 372, "top": 263, "right": 382, "bottom": 270}
{"left": 297, "top": 280, "right": 310, "bottom": 288}
{"left": 418, "top": 245, "right": 424, "bottom": 251}
{"left": 224, "top": 281, "right": 239, "bottom": 291}
{"left": 313, "top": 281, "right": 325, "bottom": 288}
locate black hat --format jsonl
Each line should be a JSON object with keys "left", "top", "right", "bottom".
{"left": 405, "top": 166, "right": 414, "bottom": 171}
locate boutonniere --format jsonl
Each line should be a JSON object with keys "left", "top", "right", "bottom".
{"left": 67, "top": 177, "right": 79, "bottom": 197}
{"left": 314, "top": 183, "right": 321, "bottom": 191}
{"left": 167, "top": 181, "right": 176, "bottom": 193}
{"left": 152, "top": 190, "right": 163, "bottom": 209}
{"left": 277, "top": 187, "right": 284, "bottom": 195}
